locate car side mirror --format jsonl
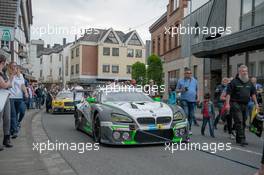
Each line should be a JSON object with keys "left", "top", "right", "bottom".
{"left": 86, "top": 97, "right": 96, "bottom": 103}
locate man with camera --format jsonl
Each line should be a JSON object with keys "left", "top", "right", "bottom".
{"left": 176, "top": 68, "right": 199, "bottom": 134}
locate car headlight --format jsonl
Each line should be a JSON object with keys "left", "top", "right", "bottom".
{"left": 173, "top": 112, "right": 185, "bottom": 121}
{"left": 111, "top": 113, "right": 133, "bottom": 123}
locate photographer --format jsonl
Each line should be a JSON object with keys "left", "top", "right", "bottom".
{"left": 176, "top": 68, "right": 199, "bottom": 133}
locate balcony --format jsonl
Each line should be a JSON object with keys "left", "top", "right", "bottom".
{"left": 192, "top": 24, "right": 264, "bottom": 58}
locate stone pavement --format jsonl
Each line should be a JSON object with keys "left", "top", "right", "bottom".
{"left": 32, "top": 111, "right": 77, "bottom": 175}
{"left": 0, "top": 109, "right": 77, "bottom": 175}
{"left": 0, "top": 109, "right": 49, "bottom": 175}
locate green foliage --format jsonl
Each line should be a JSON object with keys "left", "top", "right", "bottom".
{"left": 132, "top": 61, "right": 146, "bottom": 85}
{"left": 147, "top": 54, "right": 163, "bottom": 85}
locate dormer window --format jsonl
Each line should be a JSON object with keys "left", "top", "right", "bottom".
{"left": 128, "top": 34, "right": 142, "bottom": 46}
{"left": 104, "top": 32, "right": 119, "bottom": 44}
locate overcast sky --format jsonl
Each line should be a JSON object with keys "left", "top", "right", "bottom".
{"left": 31, "top": 0, "right": 209, "bottom": 46}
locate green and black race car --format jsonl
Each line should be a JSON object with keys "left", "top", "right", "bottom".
{"left": 74, "top": 88, "right": 190, "bottom": 145}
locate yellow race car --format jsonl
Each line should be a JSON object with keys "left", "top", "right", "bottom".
{"left": 52, "top": 91, "right": 75, "bottom": 114}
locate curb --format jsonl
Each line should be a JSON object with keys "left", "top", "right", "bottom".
{"left": 32, "top": 110, "right": 78, "bottom": 175}
{"left": 0, "top": 109, "right": 51, "bottom": 175}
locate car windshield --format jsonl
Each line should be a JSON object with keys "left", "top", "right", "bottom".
{"left": 74, "top": 92, "right": 83, "bottom": 101}
{"left": 101, "top": 91, "right": 153, "bottom": 102}
{"left": 56, "top": 92, "right": 73, "bottom": 99}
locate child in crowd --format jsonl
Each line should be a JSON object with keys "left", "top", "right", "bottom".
{"left": 201, "top": 93, "right": 215, "bottom": 138}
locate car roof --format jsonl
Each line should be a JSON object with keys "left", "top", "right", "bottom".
{"left": 97, "top": 87, "right": 143, "bottom": 93}
{"left": 58, "top": 90, "right": 73, "bottom": 94}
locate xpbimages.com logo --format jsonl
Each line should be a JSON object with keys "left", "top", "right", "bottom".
{"left": 164, "top": 24, "right": 232, "bottom": 37}
{"left": 97, "top": 83, "right": 166, "bottom": 95}
{"left": 31, "top": 24, "right": 100, "bottom": 37}
{"left": 164, "top": 141, "right": 232, "bottom": 154}
{"left": 32, "top": 140, "right": 100, "bottom": 154}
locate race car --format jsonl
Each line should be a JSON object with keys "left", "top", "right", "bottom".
{"left": 52, "top": 91, "right": 75, "bottom": 113}
{"left": 74, "top": 88, "right": 190, "bottom": 145}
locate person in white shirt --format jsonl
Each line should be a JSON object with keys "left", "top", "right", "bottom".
{"left": 9, "top": 62, "right": 28, "bottom": 138}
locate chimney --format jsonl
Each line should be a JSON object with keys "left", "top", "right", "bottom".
{"left": 75, "top": 35, "right": 78, "bottom": 44}
{"left": 47, "top": 44, "right": 50, "bottom": 48}
{"left": 63, "top": 38, "right": 66, "bottom": 45}
{"left": 53, "top": 44, "right": 60, "bottom": 48}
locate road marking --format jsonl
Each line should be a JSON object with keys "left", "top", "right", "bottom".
{"left": 231, "top": 146, "right": 262, "bottom": 156}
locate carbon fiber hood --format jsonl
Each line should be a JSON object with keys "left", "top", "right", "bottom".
{"left": 104, "top": 101, "right": 173, "bottom": 119}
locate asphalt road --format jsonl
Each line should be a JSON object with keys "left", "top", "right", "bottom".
{"left": 42, "top": 112, "right": 263, "bottom": 175}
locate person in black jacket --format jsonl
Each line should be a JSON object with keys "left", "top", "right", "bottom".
{"left": 35, "top": 85, "right": 42, "bottom": 109}
{"left": 225, "top": 65, "right": 259, "bottom": 146}
{"left": 45, "top": 89, "right": 53, "bottom": 113}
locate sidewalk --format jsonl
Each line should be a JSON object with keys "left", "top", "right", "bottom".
{"left": 0, "top": 109, "right": 49, "bottom": 175}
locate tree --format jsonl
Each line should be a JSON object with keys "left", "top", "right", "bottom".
{"left": 147, "top": 54, "right": 163, "bottom": 86}
{"left": 132, "top": 61, "right": 146, "bottom": 85}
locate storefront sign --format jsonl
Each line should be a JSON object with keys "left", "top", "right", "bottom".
{"left": 0, "top": 27, "right": 14, "bottom": 41}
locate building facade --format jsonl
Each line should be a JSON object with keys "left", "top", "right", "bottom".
{"left": 70, "top": 28, "right": 146, "bottom": 85}
{"left": 0, "top": 0, "right": 33, "bottom": 66}
{"left": 190, "top": 0, "right": 264, "bottom": 94}
{"left": 38, "top": 40, "right": 72, "bottom": 86}
{"left": 39, "top": 46, "right": 61, "bottom": 84}
{"left": 29, "top": 39, "right": 44, "bottom": 79}
{"left": 152, "top": 0, "right": 264, "bottom": 97}
{"left": 145, "top": 40, "right": 151, "bottom": 61}
{"left": 60, "top": 42, "right": 72, "bottom": 86}
{"left": 149, "top": 0, "right": 204, "bottom": 99}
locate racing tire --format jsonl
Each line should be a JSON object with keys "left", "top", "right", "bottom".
{"left": 93, "top": 113, "right": 101, "bottom": 143}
